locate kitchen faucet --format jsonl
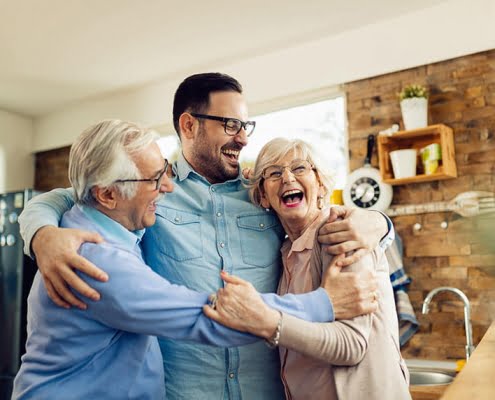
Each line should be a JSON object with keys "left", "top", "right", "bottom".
{"left": 422, "top": 287, "right": 475, "bottom": 361}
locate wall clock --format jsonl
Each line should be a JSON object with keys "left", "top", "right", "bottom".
{"left": 343, "top": 134, "right": 393, "bottom": 212}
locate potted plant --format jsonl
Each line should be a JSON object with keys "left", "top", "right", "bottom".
{"left": 399, "top": 84, "right": 428, "bottom": 130}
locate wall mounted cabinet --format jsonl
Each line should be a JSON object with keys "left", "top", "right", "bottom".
{"left": 377, "top": 124, "right": 457, "bottom": 185}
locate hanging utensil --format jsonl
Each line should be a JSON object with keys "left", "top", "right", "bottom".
{"left": 386, "top": 191, "right": 495, "bottom": 217}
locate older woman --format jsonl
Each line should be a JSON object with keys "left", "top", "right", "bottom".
{"left": 205, "top": 138, "right": 410, "bottom": 400}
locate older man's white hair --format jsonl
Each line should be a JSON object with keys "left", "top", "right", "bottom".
{"left": 69, "top": 119, "right": 160, "bottom": 205}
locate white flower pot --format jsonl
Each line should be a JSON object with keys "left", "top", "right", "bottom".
{"left": 400, "top": 97, "right": 428, "bottom": 130}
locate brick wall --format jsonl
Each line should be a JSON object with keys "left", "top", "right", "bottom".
{"left": 34, "top": 146, "right": 71, "bottom": 191}
{"left": 344, "top": 50, "right": 495, "bottom": 360}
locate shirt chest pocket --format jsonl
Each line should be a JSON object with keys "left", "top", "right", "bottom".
{"left": 237, "top": 213, "right": 282, "bottom": 268}
{"left": 155, "top": 209, "right": 203, "bottom": 261}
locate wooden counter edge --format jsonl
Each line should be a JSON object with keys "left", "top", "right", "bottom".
{"left": 440, "top": 321, "right": 495, "bottom": 400}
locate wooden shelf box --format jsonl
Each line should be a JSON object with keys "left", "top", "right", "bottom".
{"left": 377, "top": 124, "right": 457, "bottom": 185}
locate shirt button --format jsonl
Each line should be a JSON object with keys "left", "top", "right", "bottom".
{"left": 259, "top": 223, "right": 265, "bottom": 228}
{"left": 216, "top": 212, "right": 222, "bottom": 217}
{"left": 174, "top": 217, "right": 180, "bottom": 222}
{"left": 220, "top": 242, "right": 225, "bottom": 248}
{"left": 229, "top": 373, "right": 235, "bottom": 379}
{"left": 211, "top": 187, "right": 215, "bottom": 192}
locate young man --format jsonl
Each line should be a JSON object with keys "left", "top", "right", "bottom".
{"left": 19, "top": 73, "right": 392, "bottom": 399}
{"left": 13, "top": 120, "right": 336, "bottom": 399}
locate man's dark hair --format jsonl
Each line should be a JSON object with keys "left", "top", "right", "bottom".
{"left": 172, "top": 72, "right": 243, "bottom": 139}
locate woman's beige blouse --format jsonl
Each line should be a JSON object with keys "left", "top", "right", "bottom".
{"left": 277, "top": 211, "right": 411, "bottom": 400}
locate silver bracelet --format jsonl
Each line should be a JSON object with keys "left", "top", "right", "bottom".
{"left": 265, "top": 311, "right": 283, "bottom": 348}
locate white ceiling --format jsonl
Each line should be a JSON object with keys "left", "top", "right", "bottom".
{"left": 1, "top": 0, "right": 448, "bottom": 117}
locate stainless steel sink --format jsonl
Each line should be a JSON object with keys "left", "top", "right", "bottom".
{"left": 409, "top": 370, "right": 455, "bottom": 386}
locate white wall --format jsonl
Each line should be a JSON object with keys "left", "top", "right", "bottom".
{"left": 0, "top": 110, "right": 34, "bottom": 192}
{"left": 33, "top": 0, "right": 495, "bottom": 151}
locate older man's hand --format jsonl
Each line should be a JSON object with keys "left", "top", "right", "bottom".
{"left": 318, "top": 206, "right": 388, "bottom": 267}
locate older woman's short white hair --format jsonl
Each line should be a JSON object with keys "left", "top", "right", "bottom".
{"left": 69, "top": 119, "right": 160, "bottom": 205}
{"left": 248, "top": 138, "right": 335, "bottom": 207}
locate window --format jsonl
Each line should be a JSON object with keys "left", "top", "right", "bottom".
{"left": 156, "top": 134, "right": 181, "bottom": 162}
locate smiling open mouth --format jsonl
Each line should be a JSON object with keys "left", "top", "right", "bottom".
{"left": 222, "top": 149, "right": 240, "bottom": 164}
{"left": 281, "top": 189, "right": 304, "bottom": 206}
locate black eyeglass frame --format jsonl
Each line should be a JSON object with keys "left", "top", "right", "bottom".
{"left": 115, "top": 159, "right": 169, "bottom": 190}
{"left": 190, "top": 113, "right": 256, "bottom": 137}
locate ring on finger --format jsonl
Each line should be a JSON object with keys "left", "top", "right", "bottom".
{"left": 208, "top": 293, "right": 218, "bottom": 310}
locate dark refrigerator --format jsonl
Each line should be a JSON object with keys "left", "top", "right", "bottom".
{"left": 0, "top": 189, "right": 40, "bottom": 400}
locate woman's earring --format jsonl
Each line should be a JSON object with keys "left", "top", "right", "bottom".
{"left": 317, "top": 195, "right": 324, "bottom": 210}
{"left": 261, "top": 195, "right": 270, "bottom": 212}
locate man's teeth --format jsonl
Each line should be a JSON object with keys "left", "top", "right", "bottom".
{"left": 223, "top": 149, "right": 239, "bottom": 157}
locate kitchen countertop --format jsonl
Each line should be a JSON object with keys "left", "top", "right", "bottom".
{"left": 440, "top": 321, "right": 495, "bottom": 400}
{"left": 410, "top": 383, "right": 450, "bottom": 400}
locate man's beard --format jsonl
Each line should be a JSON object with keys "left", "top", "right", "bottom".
{"left": 190, "top": 126, "right": 241, "bottom": 184}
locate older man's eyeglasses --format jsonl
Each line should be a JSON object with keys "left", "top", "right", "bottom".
{"left": 191, "top": 113, "right": 256, "bottom": 137}
{"left": 115, "top": 159, "right": 169, "bottom": 190}
{"left": 262, "top": 160, "right": 315, "bottom": 181}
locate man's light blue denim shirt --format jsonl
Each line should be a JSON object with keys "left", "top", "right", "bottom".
{"left": 142, "top": 154, "right": 291, "bottom": 399}
{"left": 18, "top": 152, "right": 394, "bottom": 400}
{"left": 14, "top": 203, "right": 333, "bottom": 399}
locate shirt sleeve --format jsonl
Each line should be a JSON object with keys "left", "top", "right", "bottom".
{"left": 78, "top": 241, "right": 334, "bottom": 347}
{"left": 78, "top": 242, "right": 258, "bottom": 347}
{"left": 374, "top": 210, "right": 395, "bottom": 250}
{"left": 260, "top": 288, "right": 334, "bottom": 322}
{"left": 19, "top": 188, "right": 76, "bottom": 257}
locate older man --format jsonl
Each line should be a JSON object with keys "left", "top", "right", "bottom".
{"left": 19, "top": 73, "right": 393, "bottom": 399}
{"left": 13, "top": 120, "right": 335, "bottom": 400}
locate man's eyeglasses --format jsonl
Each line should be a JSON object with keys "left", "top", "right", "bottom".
{"left": 191, "top": 113, "right": 256, "bottom": 137}
{"left": 115, "top": 159, "right": 169, "bottom": 190}
{"left": 262, "top": 160, "right": 315, "bottom": 181}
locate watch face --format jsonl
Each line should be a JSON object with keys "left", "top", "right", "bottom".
{"left": 350, "top": 177, "right": 380, "bottom": 208}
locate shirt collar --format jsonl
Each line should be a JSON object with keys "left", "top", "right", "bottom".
{"left": 287, "top": 211, "right": 327, "bottom": 253}
{"left": 175, "top": 152, "right": 195, "bottom": 182}
{"left": 78, "top": 204, "right": 145, "bottom": 247}
{"left": 175, "top": 151, "right": 244, "bottom": 185}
